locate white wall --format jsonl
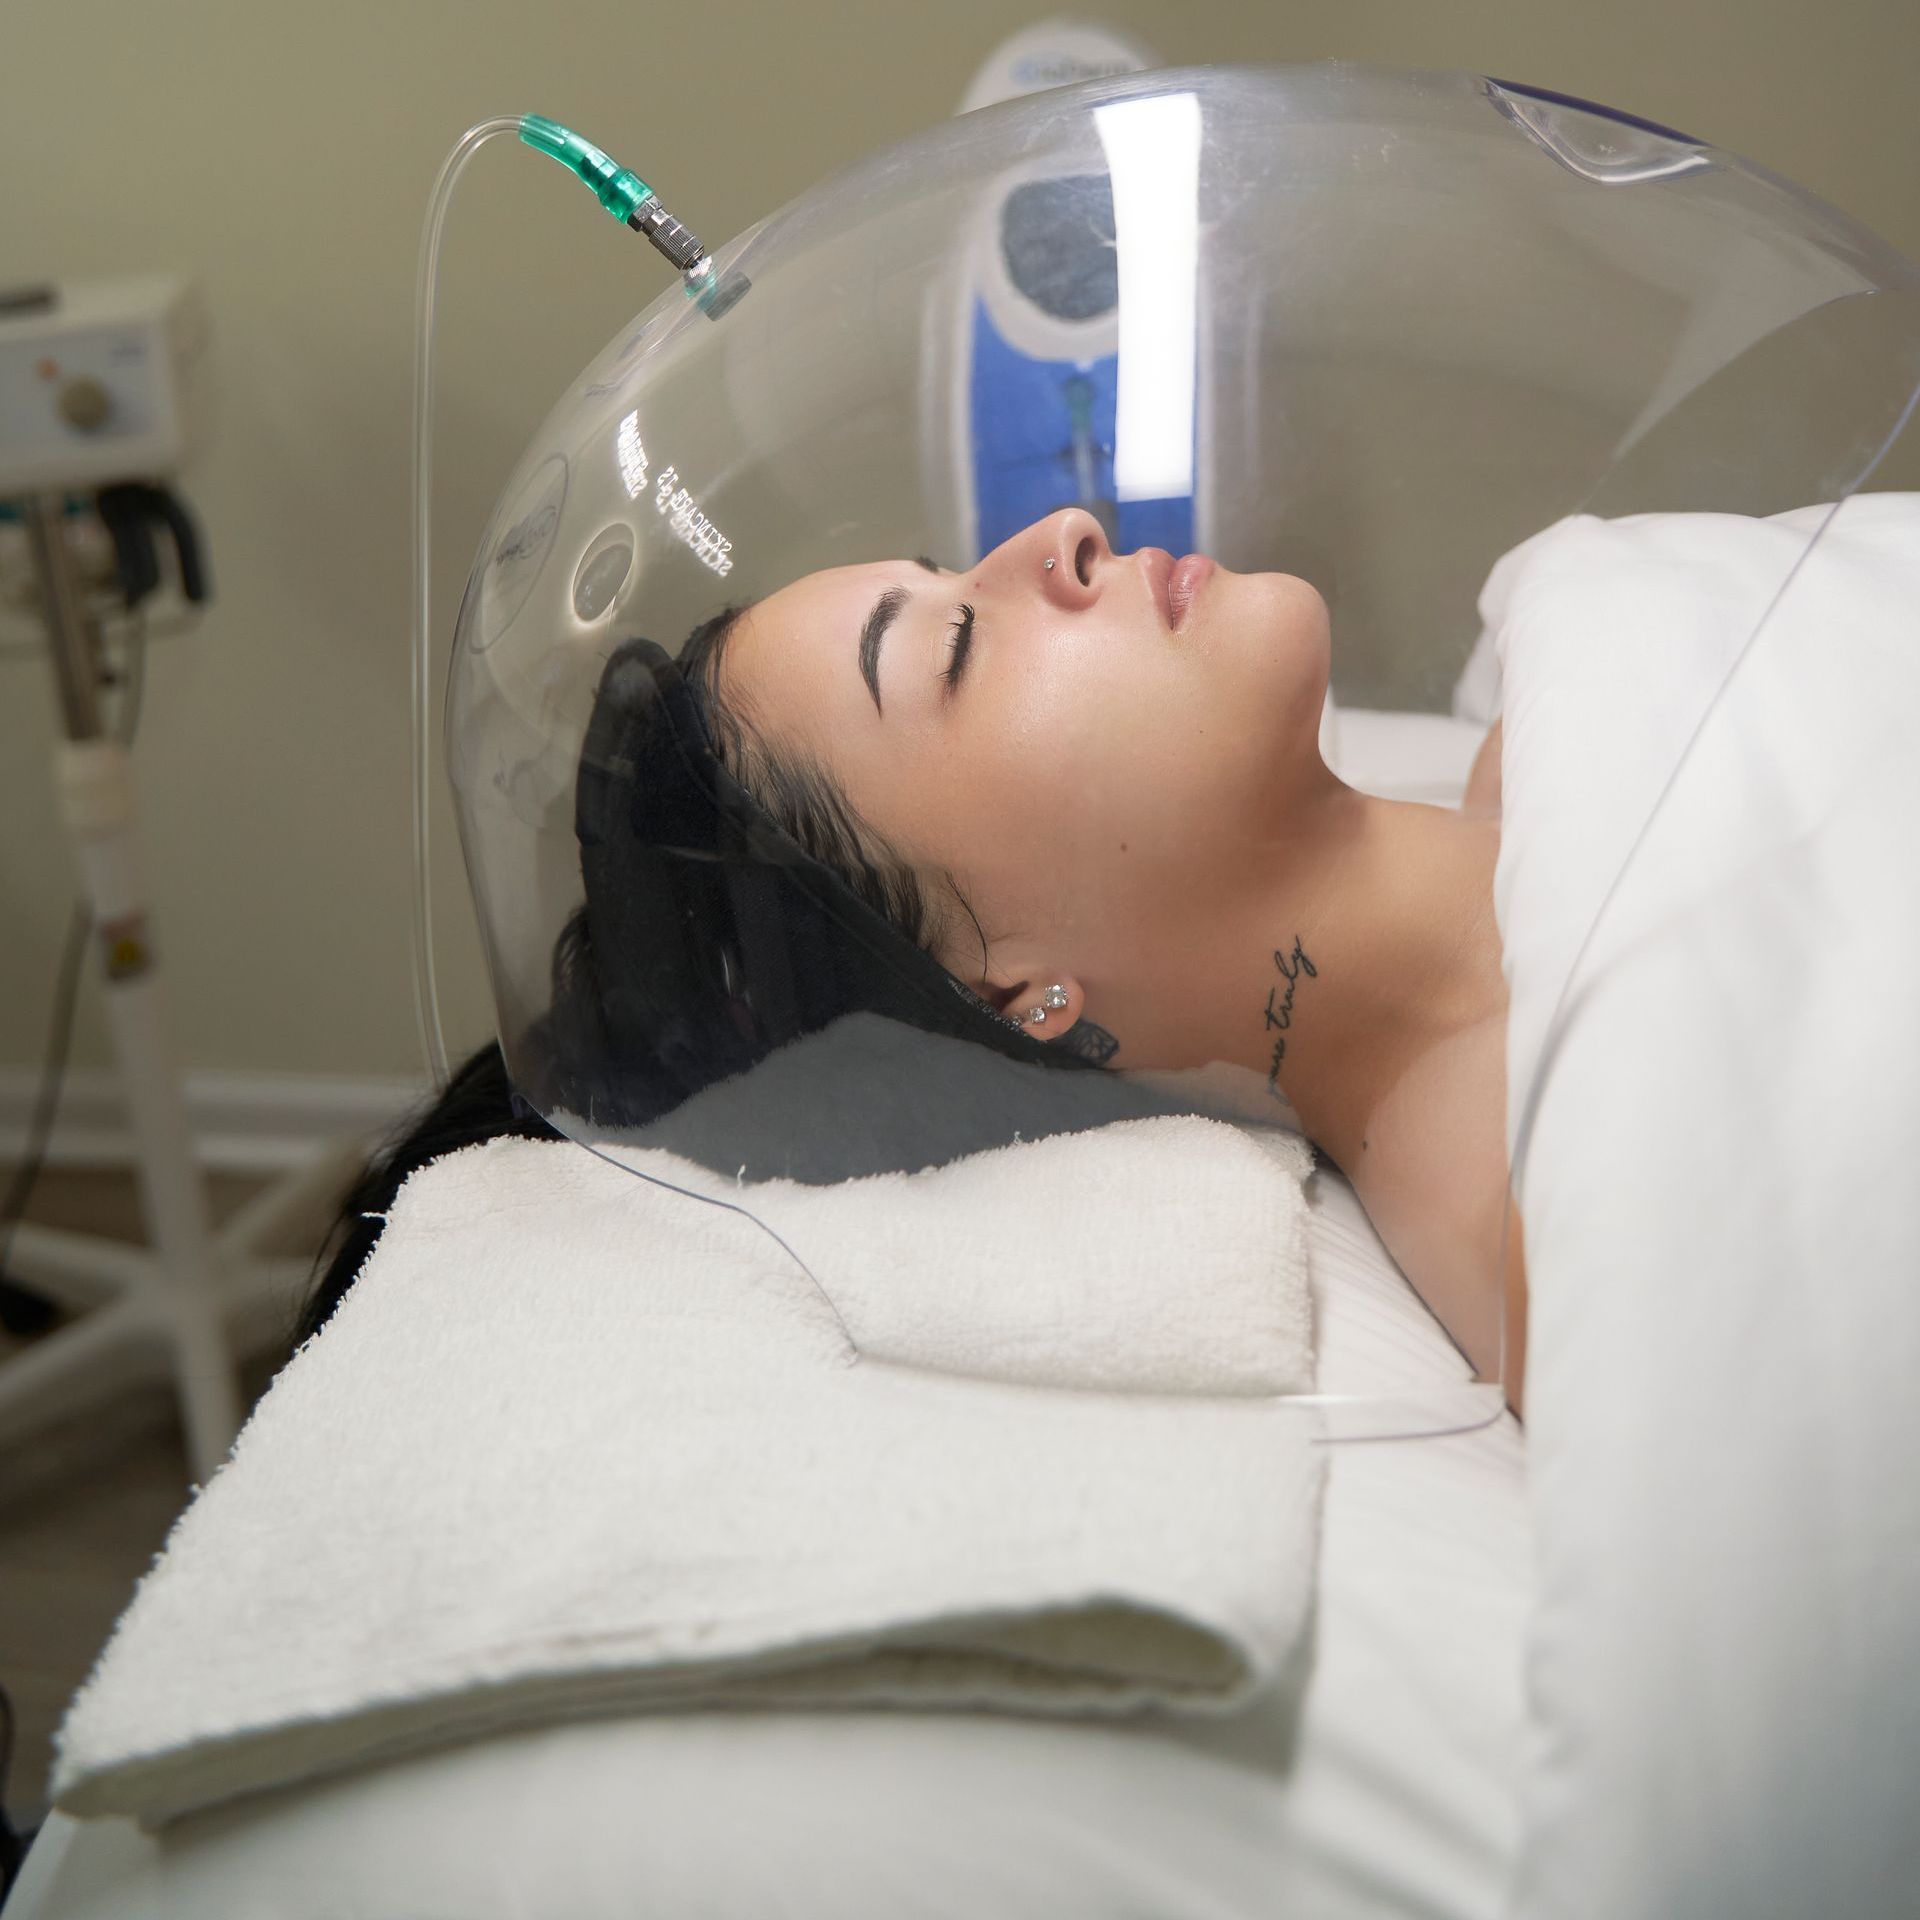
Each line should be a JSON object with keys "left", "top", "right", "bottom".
{"left": 2, "top": 0, "right": 1915, "bottom": 1085}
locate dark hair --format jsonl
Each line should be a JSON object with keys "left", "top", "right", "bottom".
{"left": 294, "top": 1040, "right": 552, "bottom": 1346}
{"left": 682, "top": 606, "right": 961, "bottom": 957}
{"left": 297, "top": 607, "right": 1032, "bottom": 1346}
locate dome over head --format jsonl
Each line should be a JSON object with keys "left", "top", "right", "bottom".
{"left": 443, "top": 62, "right": 1920, "bottom": 1435}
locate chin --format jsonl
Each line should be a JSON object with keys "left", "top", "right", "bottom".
{"left": 1180, "top": 573, "right": 1330, "bottom": 819}
{"left": 1235, "top": 570, "right": 1331, "bottom": 728}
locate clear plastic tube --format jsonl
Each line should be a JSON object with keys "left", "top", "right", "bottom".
{"left": 411, "top": 117, "right": 520, "bottom": 1092}
{"left": 406, "top": 116, "right": 861, "bottom": 1353}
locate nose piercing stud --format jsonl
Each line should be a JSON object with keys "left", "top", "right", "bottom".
{"left": 1043, "top": 557, "right": 1056, "bottom": 571}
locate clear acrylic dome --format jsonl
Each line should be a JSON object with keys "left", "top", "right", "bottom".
{"left": 444, "top": 63, "right": 1920, "bottom": 1437}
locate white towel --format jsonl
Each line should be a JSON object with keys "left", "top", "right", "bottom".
{"left": 53, "top": 1114, "right": 1321, "bottom": 1827}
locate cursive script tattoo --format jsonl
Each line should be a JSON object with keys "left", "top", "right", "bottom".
{"left": 1263, "top": 937, "right": 1318, "bottom": 1098}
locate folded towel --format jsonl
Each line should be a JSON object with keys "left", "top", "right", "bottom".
{"left": 600, "top": 1111, "right": 1314, "bottom": 1396}
{"left": 53, "top": 1113, "right": 1321, "bottom": 1826}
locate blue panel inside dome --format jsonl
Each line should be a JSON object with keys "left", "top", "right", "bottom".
{"left": 967, "top": 299, "right": 1193, "bottom": 558}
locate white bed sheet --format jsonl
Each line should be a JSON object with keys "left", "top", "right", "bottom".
{"left": 1487, "top": 496, "right": 1920, "bottom": 1918}
{"left": 13, "top": 1164, "right": 1530, "bottom": 1920}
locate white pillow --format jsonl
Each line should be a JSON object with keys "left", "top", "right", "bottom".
{"left": 1327, "top": 703, "right": 1488, "bottom": 806}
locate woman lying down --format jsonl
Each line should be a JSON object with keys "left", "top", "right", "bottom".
{"left": 305, "top": 509, "right": 1527, "bottom": 1414}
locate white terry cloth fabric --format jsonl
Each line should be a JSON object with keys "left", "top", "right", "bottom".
{"left": 53, "top": 1115, "right": 1322, "bottom": 1828}
{"left": 12, "top": 1162, "right": 1530, "bottom": 1920}
{"left": 599, "top": 1111, "right": 1314, "bottom": 1397}
{"left": 1486, "top": 494, "right": 1920, "bottom": 1918}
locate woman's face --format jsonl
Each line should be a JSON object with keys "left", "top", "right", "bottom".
{"left": 719, "top": 509, "right": 1333, "bottom": 999}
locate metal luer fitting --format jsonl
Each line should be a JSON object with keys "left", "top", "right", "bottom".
{"left": 629, "top": 199, "right": 707, "bottom": 274}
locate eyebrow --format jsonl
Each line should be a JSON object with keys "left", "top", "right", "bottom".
{"left": 857, "top": 557, "right": 944, "bottom": 715}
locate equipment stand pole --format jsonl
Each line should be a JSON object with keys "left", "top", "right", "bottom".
{"left": 20, "top": 494, "right": 241, "bottom": 1481}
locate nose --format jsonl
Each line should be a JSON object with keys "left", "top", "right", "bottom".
{"left": 981, "top": 508, "right": 1110, "bottom": 607}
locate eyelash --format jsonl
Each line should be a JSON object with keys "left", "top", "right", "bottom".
{"left": 942, "top": 603, "right": 976, "bottom": 688}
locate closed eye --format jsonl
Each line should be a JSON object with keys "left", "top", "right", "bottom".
{"left": 942, "top": 603, "right": 975, "bottom": 691}
{"left": 859, "top": 560, "right": 949, "bottom": 716}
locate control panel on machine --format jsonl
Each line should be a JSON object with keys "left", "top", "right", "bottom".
{"left": 0, "top": 276, "right": 209, "bottom": 493}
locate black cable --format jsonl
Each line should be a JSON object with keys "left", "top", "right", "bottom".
{"left": 0, "top": 613, "right": 147, "bottom": 1335}
{"left": 0, "top": 602, "right": 154, "bottom": 1885}
{"left": 0, "top": 1677, "right": 29, "bottom": 1902}
{"left": 0, "top": 899, "right": 90, "bottom": 1336}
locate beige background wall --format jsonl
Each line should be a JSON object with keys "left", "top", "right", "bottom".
{"left": 1, "top": 0, "right": 1916, "bottom": 1091}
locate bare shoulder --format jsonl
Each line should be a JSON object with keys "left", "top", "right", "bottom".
{"left": 1342, "top": 1015, "right": 1514, "bottom": 1392}
{"left": 1463, "top": 718, "right": 1503, "bottom": 816}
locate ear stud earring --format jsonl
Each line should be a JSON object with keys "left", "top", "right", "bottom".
{"left": 1025, "top": 983, "right": 1070, "bottom": 1025}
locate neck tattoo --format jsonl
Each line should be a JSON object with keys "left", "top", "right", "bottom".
{"left": 1263, "top": 936, "right": 1319, "bottom": 1099}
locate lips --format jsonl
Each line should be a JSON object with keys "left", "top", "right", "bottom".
{"left": 1137, "top": 547, "right": 1212, "bottom": 629}
{"left": 1167, "top": 553, "right": 1214, "bottom": 630}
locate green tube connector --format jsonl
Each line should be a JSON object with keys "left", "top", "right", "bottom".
{"left": 518, "top": 112, "right": 747, "bottom": 317}
{"left": 519, "top": 113, "right": 655, "bottom": 224}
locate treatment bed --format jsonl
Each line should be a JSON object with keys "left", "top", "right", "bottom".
{"left": 14, "top": 497, "right": 1919, "bottom": 1919}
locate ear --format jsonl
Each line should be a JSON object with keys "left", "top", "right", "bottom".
{"left": 976, "top": 970, "right": 1087, "bottom": 1042}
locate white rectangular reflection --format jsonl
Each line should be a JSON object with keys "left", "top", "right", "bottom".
{"left": 1094, "top": 92, "right": 1201, "bottom": 503}
{"left": 616, "top": 410, "right": 649, "bottom": 498}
